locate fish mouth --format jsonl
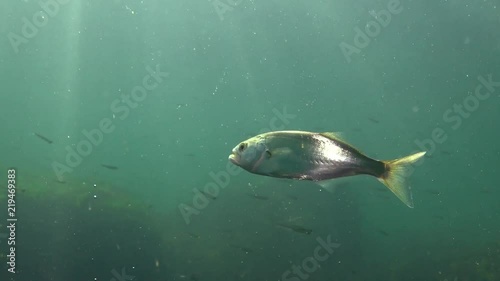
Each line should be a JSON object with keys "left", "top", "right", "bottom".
{"left": 228, "top": 152, "right": 239, "bottom": 165}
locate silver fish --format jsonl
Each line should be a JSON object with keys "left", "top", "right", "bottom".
{"left": 228, "top": 130, "right": 425, "bottom": 208}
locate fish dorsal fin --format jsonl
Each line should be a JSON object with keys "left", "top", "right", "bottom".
{"left": 319, "top": 132, "right": 365, "bottom": 154}
{"left": 320, "top": 132, "right": 346, "bottom": 143}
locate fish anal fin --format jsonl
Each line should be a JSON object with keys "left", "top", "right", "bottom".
{"left": 316, "top": 179, "right": 338, "bottom": 194}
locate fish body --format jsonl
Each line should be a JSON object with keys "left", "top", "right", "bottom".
{"left": 228, "top": 130, "right": 425, "bottom": 208}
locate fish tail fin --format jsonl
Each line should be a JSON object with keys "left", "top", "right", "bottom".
{"left": 378, "top": 151, "right": 426, "bottom": 208}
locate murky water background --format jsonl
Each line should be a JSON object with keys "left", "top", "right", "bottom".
{"left": 0, "top": 0, "right": 499, "bottom": 280}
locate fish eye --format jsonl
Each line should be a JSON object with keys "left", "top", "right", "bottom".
{"left": 238, "top": 143, "right": 247, "bottom": 152}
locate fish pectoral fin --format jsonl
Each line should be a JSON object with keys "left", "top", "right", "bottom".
{"left": 316, "top": 179, "right": 338, "bottom": 194}
{"left": 270, "top": 147, "right": 293, "bottom": 157}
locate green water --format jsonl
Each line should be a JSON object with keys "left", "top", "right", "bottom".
{"left": 1, "top": 0, "right": 499, "bottom": 280}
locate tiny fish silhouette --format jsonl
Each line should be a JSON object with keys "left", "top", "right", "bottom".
{"left": 276, "top": 223, "right": 312, "bottom": 235}
{"left": 246, "top": 193, "right": 269, "bottom": 200}
{"left": 378, "top": 229, "right": 390, "bottom": 236}
{"left": 201, "top": 190, "right": 217, "bottom": 200}
{"left": 101, "top": 164, "right": 118, "bottom": 170}
{"left": 34, "top": 133, "right": 53, "bottom": 144}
